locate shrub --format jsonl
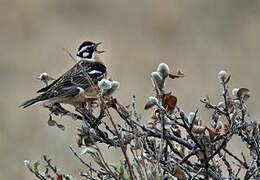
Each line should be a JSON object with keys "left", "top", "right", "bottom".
{"left": 24, "top": 63, "right": 259, "bottom": 180}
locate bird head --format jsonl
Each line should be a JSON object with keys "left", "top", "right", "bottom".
{"left": 76, "top": 41, "right": 104, "bottom": 62}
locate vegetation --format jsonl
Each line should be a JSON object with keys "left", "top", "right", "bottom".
{"left": 24, "top": 62, "right": 259, "bottom": 180}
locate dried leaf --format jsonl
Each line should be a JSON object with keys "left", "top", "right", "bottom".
{"left": 84, "top": 138, "right": 94, "bottom": 147}
{"left": 147, "top": 120, "right": 158, "bottom": 129}
{"left": 237, "top": 88, "right": 249, "bottom": 97}
{"left": 237, "top": 88, "right": 250, "bottom": 99}
{"left": 151, "top": 109, "right": 160, "bottom": 120}
{"left": 117, "top": 102, "right": 130, "bottom": 118}
{"left": 227, "top": 96, "right": 234, "bottom": 111}
{"left": 82, "top": 94, "right": 98, "bottom": 102}
{"left": 76, "top": 135, "right": 83, "bottom": 147}
{"left": 173, "top": 167, "right": 186, "bottom": 180}
{"left": 47, "top": 75, "right": 56, "bottom": 81}
{"left": 224, "top": 124, "right": 230, "bottom": 134}
{"left": 56, "top": 175, "right": 63, "bottom": 180}
{"left": 164, "top": 95, "right": 177, "bottom": 114}
{"left": 177, "top": 70, "right": 184, "bottom": 77}
{"left": 246, "top": 143, "right": 256, "bottom": 153}
{"left": 197, "top": 149, "right": 213, "bottom": 160}
{"left": 107, "top": 98, "right": 118, "bottom": 110}
{"left": 169, "top": 71, "right": 184, "bottom": 80}
{"left": 215, "top": 139, "right": 227, "bottom": 149}
{"left": 171, "top": 128, "right": 181, "bottom": 137}
{"left": 48, "top": 116, "right": 56, "bottom": 126}
{"left": 144, "top": 101, "right": 155, "bottom": 110}
{"left": 206, "top": 126, "right": 220, "bottom": 138}
{"left": 192, "top": 125, "right": 206, "bottom": 134}
{"left": 198, "top": 150, "right": 204, "bottom": 160}
{"left": 224, "top": 74, "right": 231, "bottom": 84}
{"left": 125, "top": 104, "right": 130, "bottom": 109}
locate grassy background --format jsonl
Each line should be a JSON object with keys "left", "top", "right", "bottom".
{"left": 0, "top": 0, "right": 260, "bottom": 179}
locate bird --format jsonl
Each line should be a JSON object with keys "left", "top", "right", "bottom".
{"left": 20, "top": 41, "right": 107, "bottom": 109}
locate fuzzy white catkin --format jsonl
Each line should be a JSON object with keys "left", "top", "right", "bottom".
{"left": 148, "top": 96, "right": 159, "bottom": 105}
{"left": 98, "top": 79, "right": 112, "bottom": 90}
{"left": 151, "top": 71, "right": 164, "bottom": 89}
{"left": 232, "top": 88, "right": 239, "bottom": 97}
{"left": 157, "top": 63, "right": 170, "bottom": 79}
{"left": 104, "top": 81, "right": 120, "bottom": 96}
{"left": 111, "top": 81, "right": 120, "bottom": 89}
{"left": 39, "top": 72, "right": 48, "bottom": 79}
{"left": 218, "top": 70, "right": 228, "bottom": 83}
{"left": 188, "top": 112, "right": 195, "bottom": 123}
{"left": 188, "top": 112, "right": 200, "bottom": 125}
{"left": 37, "top": 72, "right": 48, "bottom": 81}
{"left": 24, "top": 160, "right": 31, "bottom": 169}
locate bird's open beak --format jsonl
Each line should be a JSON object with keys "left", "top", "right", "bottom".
{"left": 95, "top": 42, "right": 105, "bottom": 54}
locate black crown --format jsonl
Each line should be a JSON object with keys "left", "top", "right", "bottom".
{"left": 77, "top": 41, "right": 95, "bottom": 59}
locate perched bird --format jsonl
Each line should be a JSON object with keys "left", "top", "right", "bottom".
{"left": 20, "top": 41, "right": 106, "bottom": 108}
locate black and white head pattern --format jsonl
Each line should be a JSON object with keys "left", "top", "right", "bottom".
{"left": 84, "top": 62, "right": 106, "bottom": 81}
{"left": 77, "top": 41, "right": 96, "bottom": 60}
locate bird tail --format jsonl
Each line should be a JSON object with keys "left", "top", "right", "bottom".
{"left": 19, "top": 96, "right": 42, "bottom": 108}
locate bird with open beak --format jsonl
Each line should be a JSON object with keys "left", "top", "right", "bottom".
{"left": 20, "top": 41, "right": 107, "bottom": 109}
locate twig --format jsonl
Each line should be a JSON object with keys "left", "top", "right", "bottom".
{"left": 68, "top": 145, "right": 106, "bottom": 176}
{"left": 223, "top": 148, "right": 248, "bottom": 168}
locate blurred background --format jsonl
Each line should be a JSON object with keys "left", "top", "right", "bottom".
{"left": 0, "top": 0, "right": 260, "bottom": 179}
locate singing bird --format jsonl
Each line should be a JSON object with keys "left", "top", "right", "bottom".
{"left": 20, "top": 41, "right": 106, "bottom": 108}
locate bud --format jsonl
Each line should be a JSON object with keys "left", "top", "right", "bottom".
{"left": 200, "top": 97, "right": 209, "bottom": 103}
{"left": 24, "top": 160, "right": 31, "bottom": 170}
{"left": 212, "top": 112, "right": 220, "bottom": 121}
{"left": 81, "top": 148, "right": 94, "bottom": 155}
{"left": 216, "top": 120, "right": 223, "bottom": 131}
{"left": 151, "top": 72, "right": 164, "bottom": 89}
{"left": 37, "top": 72, "right": 48, "bottom": 80}
{"left": 240, "top": 89, "right": 250, "bottom": 102}
{"left": 188, "top": 112, "right": 200, "bottom": 125}
{"left": 218, "top": 70, "right": 228, "bottom": 83}
{"left": 76, "top": 135, "right": 83, "bottom": 147}
{"left": 111, "top": 81, "right": 120, "bottom": 89}
{"left": 98, "top": 79, "right": 112, "bottom": 90}
{"left": 104, "top": 81, "right": 120, "bottom": 96}
{"left": 89, "top": 128, "right": 96, "bottom": 137}
{"left": 234, "top": 100, "right": 240, "bottom": 106}
{"left": 164, "top": 118, "right": 172, "bottom": 125}
{"left": 232, "top": 88, "right": 239, "bottom": 97}
{"left": 39, "top": 172, "right": 47, "bottom": 178}
{"left": 157, "top": 63, "right": 170, "bottom": 79}
{"left": 148, "top": 96, "right": 159, "bottom": 105}
{"left": 37, "top": 72, "right": 51, "bottom": 86}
